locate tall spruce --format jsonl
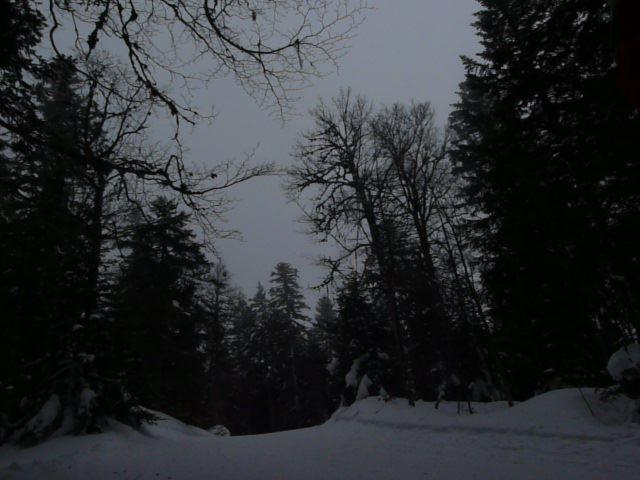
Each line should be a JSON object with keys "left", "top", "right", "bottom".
{"left": 268, "top": 263, "right": 309, "bottom": 427}
{"left": 201, "top": 263, "right": 234, "bottom": 426}
{"left": 112, "top": 197, "right": 210, "bottom": 425}
{"left": 314, "top": 295, "right": 337, "bottom": 354}
{"left": 451, "top": 0, "right": 640, "bottom": 398}
{"left": 0, "top": 58, "right": 150, "bottom": 444}
{"left": 229, "top": 283, "right": 279, "bottom": 433}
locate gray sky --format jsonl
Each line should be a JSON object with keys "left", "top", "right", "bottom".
{"left": 182, "top": 0, "right": 480, "bottom": 308}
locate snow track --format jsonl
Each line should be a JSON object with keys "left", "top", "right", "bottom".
{"left": 1, "top": 389, "right": 639, "bottom": 480}
{"left": 332, "top": 414, "right": 630, "bottom": 442}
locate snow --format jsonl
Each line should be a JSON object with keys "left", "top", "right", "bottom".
{"left": 469, "top": 378, "right": 491, "bottom": 401}
{"left": 78, "top": 388, "right": 96, "bottom": 415}
{"left": 607, "top": 343, "right": 640, "bottom": 382}
{"left": 2, "top": 389, "right": 639, "bottom": 479}
{"left": 344, "top": 355, "right": 365, "bottom": 388}
{"left": 24, "top": 395, "right": 61, "bottom": 436}
{"left": 77, "top": 353, "right": 95, "bottom": 364}
{"left": 207, "top": 425, "right": 231, "bottom": 437}
{"left": 326, "top": 356, "right": 339, "bottom": 375}
{"left": 355, "top": 374, "right": 372, "bottom": 400}
{"left": 293, "top": 318, "right": 314, "bottom": 329}
{"left": 379, "top": 386, "right": 389, "bottom": 400}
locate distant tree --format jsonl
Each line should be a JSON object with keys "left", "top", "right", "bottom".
{"left": 269, "top": 263, "right": 309, "bottom": 323}
{"left": 268, "top": 262, "right": 309, "bottom": 427}
{"left": 228, "top": 265, "right": 331, "bottom": 433}
{"left": 200, "top": 262, "right": 235, "bottom": 427}
{"left": 315, "top": 295, "right": 337, "bottom": 324}
{"left": 314, "top": 295, "right": 337, "bottom": 353}
{"left": 229, "top": 281, "right": 292, "bottom": 433}
{"left": 232, "top": 283, "right": 279, "bottom": 432}
{"left": 252, "top": 282, "right": 271, "bottom": 321}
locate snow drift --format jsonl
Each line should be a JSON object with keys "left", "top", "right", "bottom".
{"left": 1, "top": 389, "right": 639, "bottom": 480}
{"left": 330, "top": 387, "right": 640, "bottom": 441}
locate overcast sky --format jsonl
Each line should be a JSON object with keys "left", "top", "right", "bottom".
{"left": 181, "top": 0, "right": 481, "bottom": 309}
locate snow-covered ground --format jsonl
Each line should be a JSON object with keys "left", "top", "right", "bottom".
{"left": 1, "top": 389, "right": 639, "bottom": 479}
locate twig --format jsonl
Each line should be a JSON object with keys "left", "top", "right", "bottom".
{"left": 578, "top": 388, "right": 596, "bottom": 417}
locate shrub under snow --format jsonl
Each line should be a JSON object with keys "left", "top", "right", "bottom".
{"left": 606, "top": 344, "right": 640, "bottom": 422}
{"left": 607, "top": 344, "right": 640, "bottom": 383}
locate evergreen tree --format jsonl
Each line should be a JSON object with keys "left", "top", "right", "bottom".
{"left": 268, "top": 263, "right": 309, "bottom": 428}
{"left": 112, "top": 197, "right": 210, "bottom": 425}
{"left": 451, "top": 0, "right": 640, "bottom": 398}
{"left": 314, "top": 295, "right": 337, "bottom": 354}
{"left": 0, "top": 58, "right": 146, "bottom": 444}
{"left": 0, "top": 0, "right": 43, "bottom": 130}
{"left": 233, "top": 283, "right": 281, "bottom": 433}
{"left": 269, "top": 263, "right": 309, "bottom": 324}
{"left": 326, "top": 274, "right": 393, "bottom": 404}
{"left": 200, "top": 263, "right": 234, "bottom": 427}
{"left": 229, "top": 267, "right": 330, "bottom": 433}
{"left": 229, "top": 283, "right": 283, "bottom": 433}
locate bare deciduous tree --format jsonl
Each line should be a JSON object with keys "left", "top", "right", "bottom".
{"left": 288, "top": 89, "right": 418, "bottom": 403}
{"left": 371, "top": 102, "right": 450, "bottom": 329}
{"left": 46, "top": 0, "right": 369, "bottom": 119}
{"left": 289, "top": 92, "right": 503, "bottom": 403}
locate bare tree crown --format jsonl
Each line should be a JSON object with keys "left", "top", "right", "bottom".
{"left": 47, "top": 0, "right": 369, "bottom": 120}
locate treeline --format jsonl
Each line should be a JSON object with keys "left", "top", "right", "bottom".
{"left": 0, "top": 54, "right": 248, "bottom": 442}
{"left": 0, "top": 50, "right": 334, "bottom": 439}
{"left": 0, "top": 0, "right": 374, "bottom": 442}
{"left": 2, "top": 0, "right": 640, "bottom": 445}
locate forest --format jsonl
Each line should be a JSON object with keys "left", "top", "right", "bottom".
{"left": 1, "top": 0, "right": 639, "bottom": 453}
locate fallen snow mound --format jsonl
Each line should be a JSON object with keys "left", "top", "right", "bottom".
{"left": 329, "top": 388, "right": 640, "bottom": 441}
{"left": 0, "top": 409, "right": 220, "bottom": 480}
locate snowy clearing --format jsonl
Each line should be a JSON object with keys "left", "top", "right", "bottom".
{"left": 1, "top": 389, "right": 639, "bottom": 480}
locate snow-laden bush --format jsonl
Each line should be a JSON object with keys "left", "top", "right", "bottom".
{"left": 605, "top": 344, "right": 640, "bottom": 422}
{"left": 208, "top": 425, "right": 231, "bottom": 436}
{"left": 341, "top": 355, "right": 383, "bottom": 405}
{"left": 607, "top": 344, "right": 640, "bottom": 385}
